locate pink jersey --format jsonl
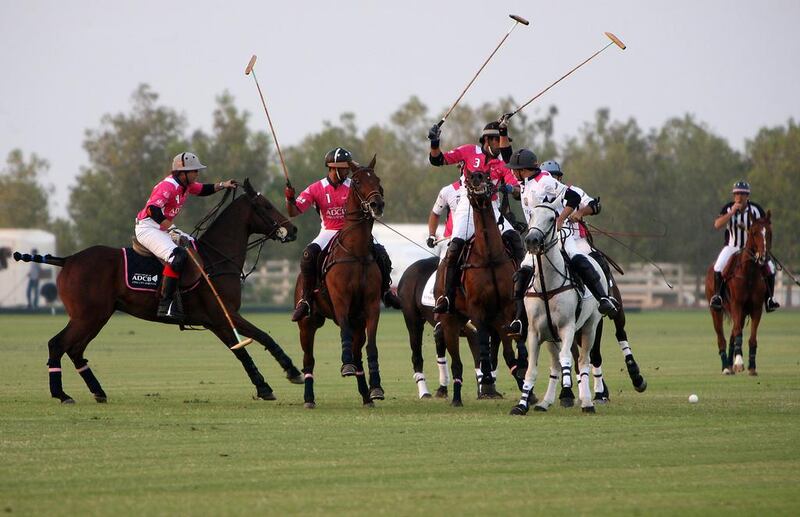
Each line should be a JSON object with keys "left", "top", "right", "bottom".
{"left": 294, "top": 177, "right": 351, "bottom": 231}
{"left": 137, "top": 176, "right": 204, "bottom": 221}
{"left": 442, "top": 144, "right": 519, "bottom": 201}
{"left": 432, "top": 180, "right": 462, "bottom": 238}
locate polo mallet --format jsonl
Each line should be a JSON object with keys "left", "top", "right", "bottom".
{"left": 436, "top": 14, "right": 530, "bottom": 128}
{"left": 245, "top": 55, "right": 292, "bottom": 189}
{"left": 185, "top": 249, "right": 253, "bottom": 350}
{"left": 507, "top": 32, "right": 626, "bottom": 119}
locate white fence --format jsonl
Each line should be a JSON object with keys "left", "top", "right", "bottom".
{"left": 246, "top": 259, "right": 799, "bottom": 310}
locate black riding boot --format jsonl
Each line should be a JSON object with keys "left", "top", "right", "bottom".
{"left": 709, "top": 271, "right": 724, "bottom": 311}
{"left": 504, "top": 265, "right": 534, "bottom": 339}
{"left": 503, "top": 230, "right": 526, "bottom": 264}
{"left": 374, "top": 243, "right": 402, "bottom": 309}
{"left": 589, "top": 250, "right": 619, "bottom": 308}
{"left": 570, "top": 255, "right": 618, "bottom": 318}
{"left": 292, "top": 244, "right": 321, "bottom": 322}
{"left": 157, "top": 276, "right": 183, "bottom": 320}
{"left": 434, "top": 238, "right": 466, "bottom": 314}
{"left": 765, "top": 272, "right": 780, "bottom": 312}
{"left": 157, "top": 247, "right": 187, "bottom": 321}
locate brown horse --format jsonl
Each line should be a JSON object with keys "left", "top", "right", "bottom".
{"left": 435, "top": 170, "right": 525, "bottom": 407}
{"left": 14, "top": 179, "right": 302, "bottom": 403}
{"left": 705, "top": 212, "right": 771, "bottom": 375}
{"left": 294, "top": 156, "right": 386, "bottom": 408}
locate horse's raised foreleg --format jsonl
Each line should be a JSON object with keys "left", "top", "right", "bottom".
{"left": 209, "top": 326, "right": 275, "bottom": 400}
{"left": 611, "top": 306, "right": 647, "bottom": 392}
{"left": 232, "top": 313, "right": 302, "bottom": 384}
{"left": 710, "top": 308, "right": 730, "bottom": 373}
{"left": 298, "top": 319, "right": 318, "bottom": 409}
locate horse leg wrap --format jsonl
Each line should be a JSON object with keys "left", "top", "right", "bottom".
{"left": 76, "top": 364, "right": 106, "bottom": 399}
{"left": 303, "top": 373, "right": 314, "bottom": 403}
{"left": 414, "top": 372, "right": 431, "bottom": 398}
{"left": 47, "top": 358, "right": 65, "bottom": 400}
{"left": 748, "top": 345, "right": 757, "bottom": 371}
{"left": 618, "top": 340, "right": 633, "bottom": 357}
{"left": 437, "top": 356, "right": 450, "bottom": 386}
{"left": 561, "top": 365, "right": 572, "bottom": 388}
{"left": 592, "top": 367, "right": 604, "bottom": 393}
{"left": 233, "top": 349, "right": 268, "bottom": 389}
{"left": 367, "top": 357, "right": 381, "bottom": 388}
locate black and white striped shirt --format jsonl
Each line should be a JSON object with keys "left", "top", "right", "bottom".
{"left": 720, "top": 201, "right": 765, "bottom": 248}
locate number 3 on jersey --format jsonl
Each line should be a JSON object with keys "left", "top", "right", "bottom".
{"left": 473, "top": 157, "right": 481, "bottom": 168}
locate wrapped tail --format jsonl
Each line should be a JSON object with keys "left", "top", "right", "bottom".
{"left": 13, "top": 251, "right": 67, "bottom": 267}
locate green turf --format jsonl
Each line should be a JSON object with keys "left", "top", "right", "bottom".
{"left": 1, "top": 311, "right": 799, "bottom": 516}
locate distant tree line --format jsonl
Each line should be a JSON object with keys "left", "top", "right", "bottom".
{"left": 1, "top": 84, "right": 797, "bottom": 278}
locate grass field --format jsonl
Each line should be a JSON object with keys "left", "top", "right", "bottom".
{"left": 1, "top": 310, "right": 799, "bottom": 516}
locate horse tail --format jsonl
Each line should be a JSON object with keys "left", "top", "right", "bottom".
{"left": 13, "top": 251, "right": 67, "bottom": 267}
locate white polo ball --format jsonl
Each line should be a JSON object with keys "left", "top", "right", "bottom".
{"left": 688, "top": 394, "right": 699, "bottom": 404}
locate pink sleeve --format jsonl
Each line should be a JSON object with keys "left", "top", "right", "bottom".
{"left": 501, "top": 165, "right": 519, "bottom": 187}
{"left": 442, "top": 146, "right": 466, "bottom": 166}
{"left": 294, "top": 183, "right": 318, "bottom": 214}
{"left": 186, "top": 182, "right": 204, "bottom": 195}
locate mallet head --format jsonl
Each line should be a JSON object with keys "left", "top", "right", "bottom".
{"left": 245, "top": 55, "right": 257, "bottom": 75}
{"left": 604, "top": 32, "right": 626, "bottom": 50}
{"left": 509, "top": 14, "right": 530, "bottom": 26}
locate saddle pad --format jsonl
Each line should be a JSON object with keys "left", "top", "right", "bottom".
{"left": 122, "top": 248, "right": 163, "bottom": 292}
{"left": 420, "top": 270, "right": 438, "bottom": 307}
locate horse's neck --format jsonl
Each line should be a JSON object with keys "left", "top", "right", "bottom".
{"left": 339, "top": 196, "right": 373, "bottom": 256}
{"left": 533, "top": 244, "right": 566, "bottom": 290}
{"left": 471, "top": 203, "right": 504, "bottom": 260}
{"left": 197, "top": 200, "right": 250, "bottom": 269}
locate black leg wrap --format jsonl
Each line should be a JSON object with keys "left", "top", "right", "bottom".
{"left": 232, "top": 348, "right": 270, "bottom": 396}
{"left": 78, "top": 367, "right": 106, "bottom": 400}
{"left": 304, "top": 375, "right": 314, "bottom": 404}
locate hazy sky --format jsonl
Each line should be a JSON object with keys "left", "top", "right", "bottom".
{"left": 2, "top": 0, "right": 799, "bottom": 217}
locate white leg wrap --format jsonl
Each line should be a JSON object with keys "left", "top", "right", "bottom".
{"left": 592, "top": 366, "right": 604, "bottom": 392}
{"left": 618, "top": 340, "right": 632, "bottom": 357}
{"left": 437, "top": 356, "right": 449, "bottom": 386}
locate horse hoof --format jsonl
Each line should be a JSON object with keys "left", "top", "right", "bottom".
{"left": 61, "top": 398, "right": 76, "bottom": 405}
{"left": 435, "top": 387, "right": 448, "bottom": 399}
{"left": 287, "top": 373, "right": 304, "bottom": 385}
{"left": 363, "top": 401, "right": 375, "bottom": 408}
{"left": 304, "top": 401, "right": 316, "bottom": 409}
{"left": 634, "top": 378, "right": 648, "bottom": 393}
{"left": 369, "top": 387, "right": 385, "bottom": 401}
{"left": 509, "top": 404, "right": 528, "bottom": 416}
{"left": 255, "top": 391, "right": 276, "bottom": 401}
{"left": 560, "top": 398, "right": 574, "bottom": 408}
{"left": 94, "top": 396, "right": 108, "bottom": 403}
{"left": 420, "top": 393, "right": 432, "bottom": 399}
{"left": 340, "top": 364, "right": 357, "bottom": 377}
{"left": 533, "top": 405, "right": 548, "bottom": 412}
{"left": 582, "top": 406, "right": 596, "bottom": 414}
{"left": 722, "top": 368, "right": 733, "bottom": 376}
{"left": 593, "top": 394, "right": 609, "bottom": 404}
{"left": 451, "top": 399, "right": 463, "bottom": 408}
{"left": 748, "top": 369, "right": 758, "bottom": 377}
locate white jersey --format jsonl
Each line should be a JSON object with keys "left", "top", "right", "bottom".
{"left": 432, "top": 181, "right": 462, "bottom": 217}
{"left": 519, "top": 171, "right": 569, "bottom": 224}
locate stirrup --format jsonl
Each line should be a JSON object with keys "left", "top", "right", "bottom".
{"left": 157, "top": 299, "right": 183, "bottom": 321}
{"left": 504, "top": 319, "right": 524, "bottom": 339}
{"left": 709, "top": 294, "right": 723, "bottom": 311}
{"left": 291, "top": 300, "right": 311, "bottom": 322}
{"left": 432, "top": 296, "right": 450, "bottom": 314}
{"left": 765, "top": 298, "right": 780, "bottom": 313}
{"left": 598, "top": 297, "right": 618, "bottom": 318}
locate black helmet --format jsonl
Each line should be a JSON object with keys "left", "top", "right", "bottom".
{"left": 325, "top": 147, "right": 353, "bottom": 168}
{"left": 479, "top": 121, "right": 512, "bottom": 144}
{"left": 541, "top": 160, "right": 562, "bottom": 177}
{"left": 506, "top": 149, "right": 539, "bottom": 170}
{"left": 732, "top": 181, "right": 751, "bottom": 194}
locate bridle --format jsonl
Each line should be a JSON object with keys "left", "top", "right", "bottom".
{"left": 345, "top": 168, "right": 383, "bottom": 220}
{"left": 527, "top": 204, "right": 561, "bottom": 255}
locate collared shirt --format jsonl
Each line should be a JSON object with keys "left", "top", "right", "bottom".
{"left": 295, "top": 177, "right": 352, "bottom": 231}
{"left": 137, "top": 176, "right": 204, "bottom": 221}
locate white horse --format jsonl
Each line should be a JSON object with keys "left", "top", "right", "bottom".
{"left": 510, "top": 202, "right": 606, "bottom": 414}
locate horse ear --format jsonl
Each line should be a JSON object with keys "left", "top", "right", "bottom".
{"left": 766, "top": 209, "right": 771, "bottom": 222}
{"left": 243, "top": 178, "right": 255, "bottom": 196}
{"left": 368, "top": 154, "right": 377, "bottom": 169}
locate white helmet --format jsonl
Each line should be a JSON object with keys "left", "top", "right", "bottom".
{"left": 171, "top": 152, "right": 207, "bottom": 172}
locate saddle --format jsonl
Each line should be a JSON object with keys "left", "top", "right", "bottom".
{"left": 126, "top": 235, "right": 203, "bottom": 293}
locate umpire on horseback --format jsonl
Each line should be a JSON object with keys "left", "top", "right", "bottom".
{"left": 284, "top": 147, "right": 402, "bottom": 322}
{"left": 135, "top": 152, "right": 238, "bottom": 320}
{"left": 710, "top": 181, "right": 779, "bottom": 312}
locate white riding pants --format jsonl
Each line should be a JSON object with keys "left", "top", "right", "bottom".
{"left": 135, "top": 218, "right": 177, "bottom": 263}
{"left": 714, "top": 245, "right": 775, "bottom": 274}
{"left": 450, "top": 194, "right": 513, "bottom": 240}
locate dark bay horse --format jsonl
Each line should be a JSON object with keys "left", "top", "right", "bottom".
{"left": 435, "top": 171, "right": 526, "bottom": 407}
{"left": 15, "top": 179, "right": 302, "bottom": 403}
{"left": 398, "top": 255, "right": 522, "bottom": 400}
{"left": 294, "top": 156, "right": 387, "bottom": 408}
{"left": 705, "top": 212, "right": 771, "bottom": 375}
